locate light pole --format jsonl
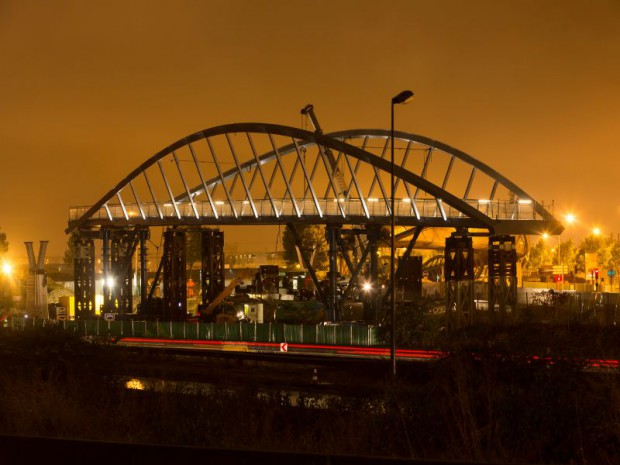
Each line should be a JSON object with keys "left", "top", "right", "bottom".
{"left": 592, "top": 227, "right": 601, "bottom": 291}
{"left": 558, "top": 234, "right": 562, "bottom": 290}
{"left": 559, "top": 213, "right": 575, "bottom": 290}
{"left": 391, "top": 90, "right": 414, "bottom": 378}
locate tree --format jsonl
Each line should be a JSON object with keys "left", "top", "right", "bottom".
{"left": 581, "top": 233, "right": 605, "bottom": 254}
{"left": 185, "top": 230, "right": 202, "bottom": 271}
{"left": 281, "top": 224, "right": 328, "bottom": 270}
{"left": 63, "top": 232, "right": 79, "bottom": 265}
{"left": 0, "top": 228, "right": 7, "bottom": 257}
{"left": 608, "top": 239, "right": 620, "bottom": 274}
{"left": 556, "top": 238, "right": 577, "bottom": 272}
{"left": 578, "top": 233, "right": 609, "bottom": 274}
{"left": 526, "top": 238, "right": 553, "bottom": 273}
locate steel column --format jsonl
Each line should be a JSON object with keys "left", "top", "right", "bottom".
{"left": 139, "top": 229, "right": 149, "bottom": 308}
{"left": 110, "top": 230, "right": 138, "bottom": 314}
{"left": 102, "top": 229, "right": 111, "bottom": 306}
{"left": 163, "top": 229, "right": 187, "bottom": 321}
{"left": 488, "top": 235, "right": 517, "bottom": 322}
{"left": 445, "top": 235, "right": 475, "bottom": 327}
{"left": 384, "top": 226, "right": 424, "bottom": 303}
{"left": 326, "top": 224, "right": 339, "bottom": 321}
{"left": 364, "top": 225, "right": 382, "bottom": 322}
{"left": 201, "top": 229, "right": 225, "bottom": 305}
{"left": 74, "top": 236, "right": 96, "bottom": 319}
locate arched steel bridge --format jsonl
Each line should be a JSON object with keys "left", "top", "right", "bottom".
{"left": 67, "top": 123, "right": 562, "bottom": 235}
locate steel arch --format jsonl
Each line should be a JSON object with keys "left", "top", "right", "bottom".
{"left": 66, "top": 123, "right": 562, "bottom": 235}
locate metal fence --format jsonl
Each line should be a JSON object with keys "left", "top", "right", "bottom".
{"left": 519, "top": 291, "right": 619, "bottom": 325}
{"left": 5, "top": 318, "right": 381, "bottom": 347}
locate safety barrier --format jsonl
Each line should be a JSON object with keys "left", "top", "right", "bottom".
{"left": 6, "top": 317, "right": 381, "bottom": 347}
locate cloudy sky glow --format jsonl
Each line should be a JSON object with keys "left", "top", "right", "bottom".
{"left": 1, "top": 0, "right": 619, "bottom": 258}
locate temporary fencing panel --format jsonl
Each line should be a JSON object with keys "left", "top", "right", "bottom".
{"left": 7, "top": 317, "right": 381, "bottom": 346}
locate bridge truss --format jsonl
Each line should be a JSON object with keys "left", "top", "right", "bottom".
{"left": 67, "top": 122, "right": 562, "bottom": 323}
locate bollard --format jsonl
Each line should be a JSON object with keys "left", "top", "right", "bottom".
{"left": 312, "top": 368, "right": 318, "bottom": 384}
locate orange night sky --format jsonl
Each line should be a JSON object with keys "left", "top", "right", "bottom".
{"left": 1, "top": 0, "right": 619, "bottom": 259}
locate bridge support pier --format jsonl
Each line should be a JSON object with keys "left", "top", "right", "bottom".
{"left": 139, "top": 229, "right": 149, "bottom": 309}
{"left": 163, "top": 229, "right": 187, "bottom": 321}
{"left": 488, "top": 235, "right": 517, "bottom": 322}
{"left": 338, "top": 229, "right": 370, "bottom": 314}
{"left": 365, "top": 225, "right": 382, "bottom": 322}
{"left": 383, "top": 226, "right": 424, "bottom": 304}
{"left": 326, "top": 224, "right": 339, "bottom": 321}
{"left": 110, "top": 230, "right": 139, "bottom": 314}
{"left": 102, "top": 229, "right": 111, "bottom": 308}
{"left": 73, "top": 235, "right": 96, "bottom": 319}
{"left": 201, "top": 229, "right": 225, "bottom": 306}
{"left": 445, "top": 235, "right": 475, "bottom": 328}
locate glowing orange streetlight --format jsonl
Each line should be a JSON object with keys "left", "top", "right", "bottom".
{"left": 1, "top": 261, "right": 12, "bottom": 277}
{"left": 558, "top": 213, "right": 576, "bottom": 289}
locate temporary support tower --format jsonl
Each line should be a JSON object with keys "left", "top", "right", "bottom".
{"left": 73, "top": 236, "right": 96, "bottom": 318}
{"left": 201, "top": 229, "right": 225, "bottom": 306}
{"left": 163, "top": 229, "right": 186, "bottom": 321}
{"left": 445, "top": 235, "right": 475, "bottom": 327}
{"left": 488, "top": 235, "right": 517, "bottom": 321}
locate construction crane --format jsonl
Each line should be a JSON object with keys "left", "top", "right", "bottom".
{"left": 301, "top": 104, "right": 347, "bottom": 197}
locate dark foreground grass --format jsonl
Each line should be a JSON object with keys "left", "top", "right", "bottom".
{"left": 0, "top": 326, "right": 618, "bottom": 464}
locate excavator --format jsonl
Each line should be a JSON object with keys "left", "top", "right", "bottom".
{"left": 196, "top": 277, "right": 242, "bottom": 323}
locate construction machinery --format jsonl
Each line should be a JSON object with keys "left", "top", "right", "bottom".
{"left": 196, "top": 277, "right": 241, "bottom": 323}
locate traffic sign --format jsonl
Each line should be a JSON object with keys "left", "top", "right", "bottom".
{"left": 280, "top": 342, "right": 288, "bottom": 352}
{"left": 608, "top": 269, "right": 616, "bottom": 277}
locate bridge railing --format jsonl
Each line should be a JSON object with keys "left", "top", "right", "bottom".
{"left": 6, "top": 317, "right": 381, "bottom": 347}
{"left": 68, "top": 199, "right": 540, "bottom": 222}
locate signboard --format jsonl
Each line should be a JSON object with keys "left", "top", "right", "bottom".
{"left": 552, "top": 265, "right": 568, "bottom": 274}
{"left": 279, "top": 342, "right": 288, "bottom": 352}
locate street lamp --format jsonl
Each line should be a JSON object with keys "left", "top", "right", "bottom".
{"left": 1, "top": 260, "right": 12, "bottom": 277}
{"left": 591, "top": 227, "right": 601, "bottom": 290}
{"left": 559, "top": 213, "right": 576, "bottom": 290}
{"left": 391, "top": 90, "right": 414, "bottom": 378}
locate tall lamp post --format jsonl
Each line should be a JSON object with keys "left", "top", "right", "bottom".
{"left": 391, "top": 90, "right": 414, "bottom": 378}
{"left": 559, "top": 213, "right": 575, "bottom": 290}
